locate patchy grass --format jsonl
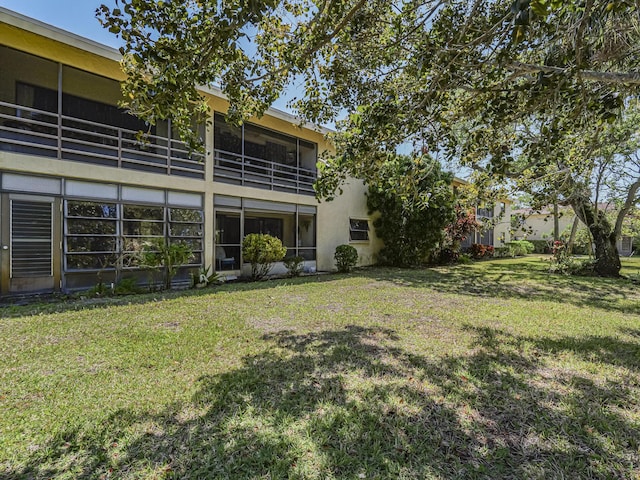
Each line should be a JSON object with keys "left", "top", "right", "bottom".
{"left": 1, "top": 257, "right": 639, "bottom": 479}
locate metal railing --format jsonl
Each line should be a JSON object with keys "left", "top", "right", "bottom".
{"left": 213, "top": 148, "right": 316, "bottom": 195}
{"left": 0, "top": 101, "right": 205, "bottom": 179}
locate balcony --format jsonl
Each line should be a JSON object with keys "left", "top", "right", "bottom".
{"left": 0, "top": 101, "right": 205, "bottom": 179}
{"left": 214, "top": 148, "right": 316, "bottom": 195}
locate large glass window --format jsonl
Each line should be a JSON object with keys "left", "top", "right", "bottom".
{"left": 479, "top": 229, "right": 494, "bottom": 246}
{"left": 64, "top": 200, "right": 203, "bottom": 271}
{"left": 65, "top": 201, "right": 119, "bottom": 270}
{"left": 169, "top": 208, "right": 204, "bottom": 265}
{"left": 245, "top": 215, "right": 284, "bottom": 240}
{"left": 0, "top": 47, "right": 204, "bottom": 178}
{"left": 0, "top": 46, "right": 58, "bottom": 109}
{"left": 299, "top": 140, "right": 317, "bottom": 172}
{"left": 122, "top": 205, "right": 165, "bottom": 264}
{"left": 214, "top": 207, "right": 317, "bottom": 268}
{"left": 244, "top": 123, "right": 297, "bottom": 165}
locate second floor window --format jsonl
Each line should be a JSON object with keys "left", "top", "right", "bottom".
{"left": 213, "top": 113, "right": 317, "bottom": 172}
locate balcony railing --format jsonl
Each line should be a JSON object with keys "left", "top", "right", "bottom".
{"left": 213, "top": 149, "right": 316, "bottom": 196}
{"left": 0, "top": 101, "right": 205, "bottom": 179}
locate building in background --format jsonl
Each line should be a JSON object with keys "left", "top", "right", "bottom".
{"left": 512, "top": 205, "right": 635, "bottom": 256}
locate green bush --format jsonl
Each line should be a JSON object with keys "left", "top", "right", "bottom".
{"left": 504, "top": 242, "right": 526, "bottom": 256}
{"left": 283, "top": 256, "right": 305, "bottom": 277}
{"left": 242, "top": 233, "right": 287, "bottom": 280}
{"left": 549, "top": 256, "right": 596, "bottom": 276}
{"left": 458, "top": 253, "right": 472, "bottom": 264}
{"left": 114, "top": 277, "right": 141, "bottom": 295}
{"left": 494, "top": 246, "right": 511, "bottom": 258}
{"left": 139, "top": 240, "right": 193, "bottom": 290}
{"left": 505, "top": 241, "right": 534, "bottom": 256}
{"left": 529, "top": 240, "right": 550, "bottom": 254}
{"left": 433, "top": 247, "right": 459, "bottom": 264}
{"left": 192, "top": 265, "right": 220, "bottom": 288}
{"left": 334, "top": 244, "right": 359, "bottom": 272}
{"left": 367, "top": 155, "right": 455, "bottom": 266}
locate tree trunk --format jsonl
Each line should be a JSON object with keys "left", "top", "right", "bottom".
{"left": 553, "top": 202, "right": 560, "bottom": 242}
{"left": 589, "top": 224, "right": 621, "bottom": 276}
{"left": 567, "top": 216, "right": 580, "bottom": 255}
{"left": 571, "top": 199, "right": 621, "bottom": 277}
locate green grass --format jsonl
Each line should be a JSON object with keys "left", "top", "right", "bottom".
{"left": 1, "top": 256, "right": 640, "bottom": 479}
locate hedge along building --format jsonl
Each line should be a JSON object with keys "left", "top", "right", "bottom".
{"left": 0, "top": 7, "right": 382, "bottom": 295}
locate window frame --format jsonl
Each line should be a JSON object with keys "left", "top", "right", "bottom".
{"left": 349, "top": 218, "right": 370, "bottom": 242}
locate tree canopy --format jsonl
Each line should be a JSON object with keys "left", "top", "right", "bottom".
{"left": 99, "top": 0, "right": 640, "bottom": 275}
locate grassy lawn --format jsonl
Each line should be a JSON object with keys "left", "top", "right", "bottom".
{"left": 1, "top": 256, "right": 640, "bottom": 479}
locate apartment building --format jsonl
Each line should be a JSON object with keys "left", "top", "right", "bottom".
{"left": 0, "top": 8, "right": 382, "bottom": 295}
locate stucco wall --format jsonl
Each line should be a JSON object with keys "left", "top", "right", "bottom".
{"left": 316, "top": 179, "right": 383, "bottom": 271}
{"left": 514, "top": 211, "right": 575, "bottom": 240}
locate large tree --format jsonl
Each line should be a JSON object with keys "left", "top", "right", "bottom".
{"left": 99, "top": 0, "right": 640, "bottom": 275}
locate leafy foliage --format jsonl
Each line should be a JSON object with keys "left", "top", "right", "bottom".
{"left": 193, "top": 265, "right": 221, "bottom": 288}
{"left": 469, "top": 244, "right": 494, "bottom": 259}
{"left": 139, "top": 240, "right": 194, "bottom": 290}
{"left": 529, "top": 240, "right": 551, "bottom": 254}
{"left": 98, "top": 0, "right": 640, "bottom": 275}
{"left": 505, "top": 240, "right": 535, "bottom": 255}
{"left": 114, "top": 277, "right": 142, "bottom": 295}
{"left": 242, "top": 233, "right": 287, "bottom": 280}
{"left": 366, "top": 155, "right": 455, "bottom": 267}
{"left": 444, "top": 206, "right": 480, "bottom": 252}
{"left": 283, "top": 256, "right": 305, "bottom": 277}
{"left": 334, "top": 244, "right": 358, "bottom": 272}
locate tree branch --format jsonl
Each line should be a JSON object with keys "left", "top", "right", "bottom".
{"left": 614, "top": 176, "right": 640, "bottom": 238}
{"left": 509, "top": 62, "right": 640, "bottom": 85}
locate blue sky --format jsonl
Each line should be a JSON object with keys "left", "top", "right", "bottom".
{"left": 2, "top": 1, "right": 121, "bottom": 47}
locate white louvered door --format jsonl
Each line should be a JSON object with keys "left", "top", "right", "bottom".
{"left": 8, "top": 196, "right": 56, "bottom": 293}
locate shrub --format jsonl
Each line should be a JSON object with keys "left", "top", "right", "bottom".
{"left": 442, "top": 206, "right": 480, "bottom": 259}
{"left": 508, "top": 242, "right": 524, "bottom": 256}
{"left": 139, "top": 240, "right": 193, "bottom": 290}
{"left": 242, "top": 233, "right": 287, "bottom": 280}
{"left": 469, "top": 243, "right": 493, "bottom": 259}
{"left": 367, "top": 155, "right": 455, "bottom": 266}
{"left": 434, "top": 247, "right": 459, "bottom": 264}
{"left": 504, "top": 240, "right": 534, "bottom": 256}
{"left": 530, "top": 240, "right": 550, "bottom": 254}
{"left": 494, "top": 246, "right": 511, "bottom": 258}
{"left": 458, "top": 253, "right": 472, "bottom": 264}
{"left": 192, "top": 265, "right": 220, "bottom": 288}
{"left": 549, "top": 248, "right": 596, "bottom": 275}
{"left": 86, "top": 282, "right": 111, "bottom": 297}
{"left": 283, "top": 256, "right": 305, "bottom": 277}
{"left": 469, "top": 243, "right": 484, "bottom": 258}
{"left": 114, "top": 277, "right": 141, "bottom": 295}
{"left": 334, "top": 244, "right": 358, "bottom": 272}
{"left": 522, "top": 241, "right": 535, "bottom": 253}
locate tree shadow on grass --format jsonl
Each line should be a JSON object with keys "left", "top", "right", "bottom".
{"left": 361, "top": 260, "right": 640, "bottom": 315}
{"left": 4, "top": 259, "right": 637, "bottom": 320}
{"left": 0, "top": 273, "right": 341, "bottom": 319}
{"left": 7, "top": 324, "right": 639, "bottom": 479}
